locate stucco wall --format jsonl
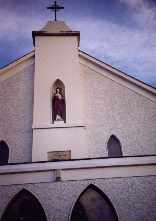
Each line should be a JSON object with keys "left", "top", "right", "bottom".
{"left": 32, "top": 127, "right": 87, "bottom": 161}
{"left": 83, "top": 65, "right": 156, "bottom": 157}
{"left": 0, "top": 53, "right": 156, "bottom": 163}
{"left": 0, "top": 176, "right": 155, "bottom": 221}
{"left": 32, "top": 36, "right": 85, "bottom": 162}
{"left": 0, "top": 63, "right": 34, "bottom": 163}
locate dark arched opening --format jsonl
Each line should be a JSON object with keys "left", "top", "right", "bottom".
{"left": 70, "top": 184, "right": 119, "bottom": 221}
{"left": 1, "top": 189, "right": 47, "bottom": 221}
{"left": 52, "top": 79, "right": 66, "bottom": 123}
{"left": 0, "top": 140, "right": 9, "bottom": 165}
{"left": 107, "top": 135, "right": 122, "bottom": 157}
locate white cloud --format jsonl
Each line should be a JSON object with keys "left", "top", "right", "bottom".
{"left": 120, "top": 0, "right": 156, "bottom": 29}
{"left": 69, "top": 1, "right": 156, "bottom": 86}
{"left": 119, "top": 0, "right": 144, "bottom": 8}
{"left": 0, "top": 3, "right": 156, "bottom": 86}
{"left": 0, "top": 9, "right": 44, "bottom": 40}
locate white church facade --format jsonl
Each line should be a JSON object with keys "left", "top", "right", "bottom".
{"left": 0, "top": 16, "right": 156, "bottom": 221}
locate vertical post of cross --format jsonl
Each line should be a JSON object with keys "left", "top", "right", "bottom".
{"left": 47, "top": 1, "right": 64, "bottom": 21}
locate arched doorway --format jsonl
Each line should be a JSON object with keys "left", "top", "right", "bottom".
{"left": 1, "top": 189, "right": 47, "bottom": 221}
{"left": 0, "top": 141, "right": 9, "bottom": 165}
{"left": 70, "top": 184, "right": 119, "bottom": 221}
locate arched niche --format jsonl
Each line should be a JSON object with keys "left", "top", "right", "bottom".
{"left": 52, "top": 79, "right": 66, "bottom": 123}
{"left": 1, "top": 189, "right": 47, "bottom": 221}
{"left": 0, "top": 140, "right": 9, "bottom": 166}
{"left": 107, "top": 135, "right": 122, "bottom": 157}
{"left": 70, "top": 184, "right": 119, "bottom": 221}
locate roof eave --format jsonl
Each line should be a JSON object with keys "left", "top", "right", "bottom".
{"left": 79, "top": 50, "right": 156, "bottom": 96}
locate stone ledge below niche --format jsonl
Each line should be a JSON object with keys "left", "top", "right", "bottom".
{"left": 32, "top": 123, "right": 86, "bottom": 129}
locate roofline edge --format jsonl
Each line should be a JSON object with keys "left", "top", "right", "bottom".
{"left": 0, "top": 50, "right": 35, "bottom": 75}
{"left": 79, "top": 50, "right": 156, "bottom": 96}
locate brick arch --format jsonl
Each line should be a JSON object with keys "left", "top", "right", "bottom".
{"left": 70, "top": 184, "right": 119, "bottom": 221}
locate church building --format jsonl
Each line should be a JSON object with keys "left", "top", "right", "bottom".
{"left": 0, "top": 2, "right": 156, "bottom": 221}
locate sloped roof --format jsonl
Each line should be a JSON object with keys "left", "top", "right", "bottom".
{"left": 32, "top": 21, "right": 80, "bottom": 46}
{"left": 0, "top": 49, "right": 156, "bottom": 101}
{"left": 0, "top": 50, "right": 35, "bottom": 74}
{"left": 40, "top": 21, "right": 72, "bottom": 33}
{"left": 79, "top": 50, "right": 156, "bottom": 96}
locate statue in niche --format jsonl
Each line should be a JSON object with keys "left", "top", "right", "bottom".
{"left": 52, "top": 87, "right": 66, "bottom": 123}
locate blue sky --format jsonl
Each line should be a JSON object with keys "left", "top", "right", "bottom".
{"left": 0, "top": 0, "right": 156, "bottom": 87}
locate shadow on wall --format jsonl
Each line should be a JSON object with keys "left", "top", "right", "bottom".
{"left": 70, "top": 184, "right": 119, "bottom": 221}
{"left": 0, "top": 189, "right": 47, "bottom": 221}
{"left": 0, "top": 140, "right": 9, "bottom": 165}
{"left": 107, "top": 135, "right": 123, "bottom": 157}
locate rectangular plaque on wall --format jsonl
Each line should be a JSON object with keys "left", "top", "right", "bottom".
{"left": 47, "top": 150, "right": 71, "bottom": 161}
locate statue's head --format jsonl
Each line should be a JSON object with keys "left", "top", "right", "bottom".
{"left": 56, "top": 87, "right": 62, "bottom": 94}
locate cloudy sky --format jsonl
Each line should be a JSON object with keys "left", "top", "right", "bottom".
{"left": 0, "top": 0, "right": 156, "bottom": 87}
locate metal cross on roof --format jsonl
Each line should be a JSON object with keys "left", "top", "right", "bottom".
{"left": 47, "top": 1, "right": 64, "bottom": 21}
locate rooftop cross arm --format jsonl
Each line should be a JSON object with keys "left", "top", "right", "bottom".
{"left": 47, "top": 1, "right": 64, "bottom": 21}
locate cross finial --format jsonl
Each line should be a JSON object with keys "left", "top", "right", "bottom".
{"left": 47, "top": 1, "right": 64, "bottom": 21}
